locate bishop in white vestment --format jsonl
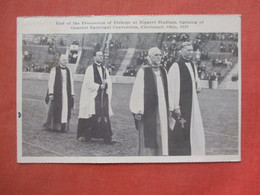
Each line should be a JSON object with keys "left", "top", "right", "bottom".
{"left": 77, "top": 51, "right": 113, "bottom": 144}
{"left": 130, "top": 47, "right": 169, "bottom": 156}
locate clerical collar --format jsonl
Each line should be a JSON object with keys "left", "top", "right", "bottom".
{"left": 182, "top": 57, "right": 191, "bottom": 63}
{"left": 151, "top": 65, "right": 160, "bottom": 71}
{"left": 94, "top": 62, "right": 102, "bottom": 66}
{"left": 59, "top": 65, "right": 66, "bottom": 69}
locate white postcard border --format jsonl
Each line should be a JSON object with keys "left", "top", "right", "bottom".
{"left": 17, "top": 15, "right": 241, "bottom": 163}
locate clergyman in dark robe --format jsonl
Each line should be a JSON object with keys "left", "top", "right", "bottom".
{"left": 43, "top": 54, "right": 74, "bottom": 132}
{"left": 168, "top": 42, "right": 205, "bottom": 156}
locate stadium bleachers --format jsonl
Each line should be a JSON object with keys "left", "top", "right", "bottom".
{"left": 22, "top": 33, "right": 238, "bottom": 83}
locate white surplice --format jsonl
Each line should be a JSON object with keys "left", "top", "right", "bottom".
{"left": 78, "top": 65, "right": 113, "bottom": 119}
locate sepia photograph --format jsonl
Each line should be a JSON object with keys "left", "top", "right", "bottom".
{"left": 17, "top": 15, "right": 241, "bottom": 163}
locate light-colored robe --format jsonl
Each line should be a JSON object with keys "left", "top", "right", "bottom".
{"left": 130, "top": 67, "right": 168, "bottom": 156}
{"left": 168, "top": 62, "right": 205, "bottom": 155}
{"left": 78, "top": 64, "right": 113, "bottom": 119}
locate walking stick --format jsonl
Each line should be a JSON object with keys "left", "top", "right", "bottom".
{"left": 98, "top": 53, "right": 109, "bottom": 124}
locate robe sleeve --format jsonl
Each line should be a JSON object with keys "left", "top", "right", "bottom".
{"left": 69, "top": 70, "right": 75, "bottom": 96}
{"left": 48, "top": 67, "right": 56, "bottom": 95}
{"left": 194, "top": 64, "right": 201, "bottom": 91}
{"left": 168, "top": 63, "right": 180, "bottom": 111}
{"left": 105, "top": 68, "right": 112, "bottom": 100}
{"left": 83, "top": 66, "right": 100, "bottom": 92}
{"left": 129, "top": 68, "right": 144, "bottom": 115}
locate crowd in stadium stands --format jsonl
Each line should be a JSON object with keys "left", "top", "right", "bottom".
{"left": 24, "top": 63, "right": 51, "bottom": 73}
{"left": 160, "top": 33, "right": 190, "bottom": 70}
{"left": 123, "top": 51, "right": 148, "bottom": 76}
{"left": 126, "top": 33, "right": 190, "bottom": 75}
{"left": 123, "top": 33, "right": 238, "bottom": 82}
{"left": 123, "top": 66, "right": 137, "bottom": 76}
{"left": 27, "top": 35, "right": 58, "bottom": 46}
{"left": 212, "top": 58, "right": 233, "bottom": 68}
{"left": 23, "top": 33, "right": 238, "bottom": 82}
{"left": 107, "top": 38, "right": 128, "bottom": 75}
{"left": 109, "top": 38, "right": 128, "bottom": 51}
{"left": 220, "top": 42, "right": 238, "bottom": 56}
{"left": 136, "top": 51, "right": 148, "bottom": 65}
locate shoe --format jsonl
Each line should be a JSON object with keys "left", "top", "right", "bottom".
{"left": 78, "top": 137, "right": 86, "bottom": 142}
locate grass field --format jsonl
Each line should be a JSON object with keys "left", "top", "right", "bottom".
{"left": 22, "top": 79, "right": 239, "bottom": 157}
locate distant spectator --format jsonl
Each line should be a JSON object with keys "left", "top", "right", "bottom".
{"left": 200, "top": 47, "right": 209, "bottom": 60}
{"left": 224, "top": 59, "right": 233, "bottom": 70}
{"left": 72, "top": 40, "right": 79, "bottom": 45}
{"left": 48, "top": 45, "right": 55, "bottom": 54}
{"left": 220, "top": 42, "right": 226, "bottom": 52}
{"left": 24, "top": 50, "right": 29, "bottom": 59}
{"left": 45, "top": 65, "right": 50, "bottom": 73}
{"left": 228, "top": 43, "right": 233, "bottom": 52}
{"left": 231, "top": 74, "right": 238, "bottom": 82}
{"left": 24, "top": 50, "right": 33, "bottom": 61}
{"left": 210, "top": 72, "right": 218, "bottom": 81}
{"left": 233, "top": 45, "right": 238, "bottom": 56}
{"left": 109, "top": 40, "right": 114, "bottom": 51}
{"left": 197, "top": 64, "right": 206, "bottom": 79}
{"left": 30, "top": 63, "right": 36, "bottom": 72}
{"left": 69, "top": 51, "right": 78, "bottom": 64}
{"left": 195, "top": 49, "right": 201, "bottom": 62}
{"left": 60, "top": 38, "right": 64, "bottom": 46}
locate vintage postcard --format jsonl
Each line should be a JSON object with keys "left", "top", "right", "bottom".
{"left": 17, "top": 15, "right": 241, "bottom": 163}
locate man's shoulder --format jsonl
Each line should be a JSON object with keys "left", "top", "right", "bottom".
{"left": 170, "top": 61, "right": 180, "bottom": 68}
{"left": 142, "top": 63, "right": 153, "bottom": 70}
{"left": 159, "top": 65, "right": 167, "bottom": 72}
{"left": 175, "top": 59, "right": 183, "bottom": 65}
{"left": 142, "top": 64, "right": 150, "bottom": 68}
{"left": 168, "top": 61, "right": 180, "bottom": 73}
{"left": 86, "top": 64, "right": 94, "bottom": 70}
{"left": 50, "top": 66, "right": 57, "bottom": 73}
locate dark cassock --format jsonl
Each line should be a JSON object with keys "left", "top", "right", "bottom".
{"left": 168, "top": 57, "right": 205, "bottom": 156}
{"left": 43, "top": 64, "right": 74, "bottom": 132}
{"left": 77, "top": 63, "right": 113, "bottom": 143}
{"left": 130, "top": 64, "right": 169, "bottom": 156}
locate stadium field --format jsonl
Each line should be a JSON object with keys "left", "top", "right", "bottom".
{"left": 22, "top": 79, "right": 239, "bottom": 157}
